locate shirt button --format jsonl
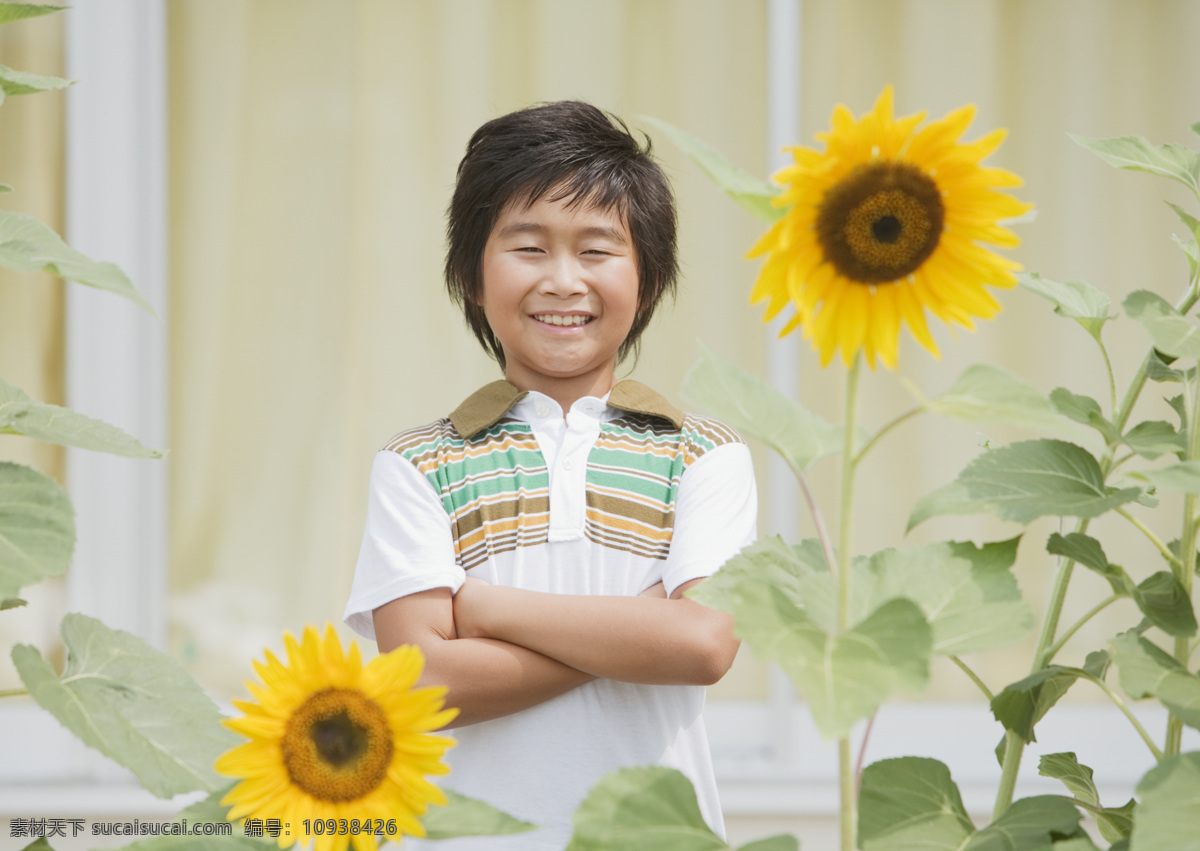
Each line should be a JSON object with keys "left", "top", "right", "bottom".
{"left": 562, "top": 458, "right": 573, "bottom": 470}
{"left": 536, "top": 404, "right": 550, "bottom": 418}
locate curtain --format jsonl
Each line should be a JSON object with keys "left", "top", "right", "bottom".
{"left": 166, "top": 0, "right": 1200, "bottom": 700}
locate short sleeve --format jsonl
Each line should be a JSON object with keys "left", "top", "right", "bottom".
{"left": 662, "top": 441, "right": 758, "bottom": 597}
{"left": 342, "top": 449, "right": 465, "bottom": 639}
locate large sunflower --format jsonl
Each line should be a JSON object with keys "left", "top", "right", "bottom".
{"left": 216, "top": 625, "right": 457, "bottom": 851}
{"left": 748, "top": 86, "right": 1032, "bottom": 369}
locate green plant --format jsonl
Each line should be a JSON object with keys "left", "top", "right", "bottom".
{"left": 560, "top": 102, "right": 1200, "bottom": 850}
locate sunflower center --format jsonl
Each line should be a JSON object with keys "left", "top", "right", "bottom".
{"left": 281, "top": 687, "right": 394, "bottom": 803}
{"left": 815, "top": 161, "right": 944, "bottom": 284}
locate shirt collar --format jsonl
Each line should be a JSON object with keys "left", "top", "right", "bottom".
{"left": 448, "top": 379, "right": 685, "bottom": 439}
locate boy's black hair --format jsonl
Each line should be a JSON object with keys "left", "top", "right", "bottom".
{"left": 445, "top": 100, "right": 678, "bottom": 368}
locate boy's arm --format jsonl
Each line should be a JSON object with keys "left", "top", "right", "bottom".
{"left": 453, "top": 577, "right": 738, "bottom": 686}
{"left": 373, "top": 587, "right": 594, "bottom": 729}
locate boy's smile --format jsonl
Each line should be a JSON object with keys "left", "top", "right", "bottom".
{"left": 480, "top": 193, "right": 640, "bottom": 408}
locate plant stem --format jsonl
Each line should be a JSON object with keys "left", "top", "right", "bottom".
{"left": 1097, "top": 337, "right": 1118, "bottom": 418}
{"left": 1115, "top": 507, "right": 1184, "bottom": 570}
{"left": 793, "top": 466, "right": 839, "bottom": 577}
{"left": 1083, "top": 672, "right": 1164, "bottom": 760}
{"left": 949, "top": 656, "right": 994, "bottom": 702}
{"left": 1167, "top": 374, "right": 1200, "bottom": 756}
{"left": 0, "top": 688, "right": 28, "bottom": 699}
{"left": 853, "top": 407, "right": 924, "bottom": 467}
{"left": 837, "top": 355, "right": 863, "bottom": 851}
{"left": 855, "top": 711, "right": 878, "bottom": 792}
{"left": 1044, "top": 595, "right": 1120, "bottom": 664}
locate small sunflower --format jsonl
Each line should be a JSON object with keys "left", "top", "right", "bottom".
{"left": 748, "top": 86, "right": 1032, "bottom": 368}
{"left": 216, "top": 624, "right": 457, "bottom": 851}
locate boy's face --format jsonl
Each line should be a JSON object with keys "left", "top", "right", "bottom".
{"left": 480, "top": 193, "right": 640, "bottom": 399}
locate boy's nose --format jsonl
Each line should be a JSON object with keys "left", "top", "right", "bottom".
{"left": 541, "top": 256, "right": 588, "bottom": 296}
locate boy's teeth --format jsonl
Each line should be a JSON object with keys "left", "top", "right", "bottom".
{"left": 535, "top": 314, "right": 591, "bottom": 326}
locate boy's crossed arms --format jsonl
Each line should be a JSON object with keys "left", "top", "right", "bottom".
{"left": 373, "top": 577, "right": 738, "bottom": 729}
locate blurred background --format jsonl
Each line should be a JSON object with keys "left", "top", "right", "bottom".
{"left": 2, "top": 0, "right": 1199, "bottom": 846}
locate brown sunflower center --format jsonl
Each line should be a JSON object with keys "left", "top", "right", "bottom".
{"left": 815, "top": 161, "right": 944, "bottom": 284}
{"left": 281, "top": 687, "right": 393, "bottom": 802}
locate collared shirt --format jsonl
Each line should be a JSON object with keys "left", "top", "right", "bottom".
{"left": 344, "top": 379, "right": 757, "bottom": 850}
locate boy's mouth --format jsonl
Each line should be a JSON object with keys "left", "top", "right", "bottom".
{"left": 532, "top": 313, "right": 594, "bottom": 327}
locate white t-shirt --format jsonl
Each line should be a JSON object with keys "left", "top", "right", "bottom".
{"left": 344, "top": 380, "right": 757, "bottom": 850}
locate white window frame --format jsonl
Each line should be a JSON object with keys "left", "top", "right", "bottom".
{"left": 0, "top": 0, "right": 1190, "bottom": 822}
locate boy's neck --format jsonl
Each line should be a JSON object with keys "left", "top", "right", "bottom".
{"left": 503, "top": 368, "right": 617, "bottom": 415}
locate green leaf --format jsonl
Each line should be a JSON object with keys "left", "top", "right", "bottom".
{"left": 1145, "top": 350, "right": 1193, "bottom": 383}
{"left": 1112, "top": 633, "right": 1200, "bottom": 729}
{"left": 1193, "top": 123, "right": 1200, "bottom": 139}
{"left": 682, "top": 343, "right": 844, "bottom": 472}
{"left": 858, "top": 757, "right": 974, "bottom": 850}
{"left": 0, "top": 63, "right": 71, "bottom": 98}
{"left": 641, "top": 116, "right": 783, "bottom": 224}
{"left": 0, "top": 377, "right": 161, "bottom": 457}
{"left": 1134, "top": 571, "right": 1197, "bottom": 637}
{"left": 1038, "top": 753, "right": 1132, "bottom": 842}
{"left": 20, "top": 841, "right": 54, "bottom": 851}
{"left": 1132, "top": 461, "right": 1200, "bottom": 494}
{"left": 1072, "top": 133, "right": 1200, "bottom": 192}
{"left": 567, "top": 766, "right": 729, "bottom": 850}
{"left": 1045, "top": 532, "right": 1125, "bottom": 591}
{"left": 689, "top": 538, "right": 932, "bottom": 738}
{"left": 0, "top": 461, "right": 74, "bottom": 600}
{"left": 1123, "top": 420, "right": 1186, "bottom": 458}
{"left": 0, "top": 183, "right": 12, "bottom": 193}
{"left": 908, "top": 439, "right": 1142, "bottom": 529}
{"left": 11, "top": 613, "right": 239, "bottom": 797}
{"left": 1176, "top": 234, "right": 1200, "bottom": 283}
{"left": 1168, "top": 202, "right": 1200, "bottom": 246}
{"left": 0, "top": 210, "right": 152, "bottom": 312}
{"left": 2, "top": 596, "right": 27, "bottom": 609}
{"left": 1019, "top": 273, "right": 1114, "bottom": 339}
{"left": 918, "top": 363, "right": 1078, "bottom": 433}
{"left": 1131, "top": 752, "right": 1200, "bottom": 851}
{"left": 1048, "top": 389, "right": 1120, "bottom": 442}
{"left": 964, "top": 796, "right": 1084, "bottom": 850}
{"left": 108, "top": 831, "right": 270, "bottom": 851}
{"left": 991, "top": 667, "right": 1088, "bottom": 743}
{"left": 422, "top": 790, "right": 538, "bottom": 840}
{"left": 736, "top": 837, "right": 799, "bottom": 851}
{"left": 0, "top": 4, "right": 67, "bottom": 25}
{"left": 1124, "top": 290, "right": 1200, "bottom": 358}
{"left": 861, "top": 538, "right": 1033, "bottom": 656}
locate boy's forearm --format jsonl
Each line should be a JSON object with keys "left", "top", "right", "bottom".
{"left": 456, "top": 582, "right": 738, "bottom": 686}
{"left": 414, "top": 635, "right": 594, "bottom": 729}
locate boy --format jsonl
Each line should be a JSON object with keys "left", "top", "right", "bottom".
{"left": 343, "top": 101, "right": 757, "bottom": 849}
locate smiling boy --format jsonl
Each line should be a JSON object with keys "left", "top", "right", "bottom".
{"left": 343, "top": 101, "right": 757, "bottom": 849}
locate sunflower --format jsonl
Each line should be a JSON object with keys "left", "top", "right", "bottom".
{"left": 216, "top": 624, "right": 457, "bottom": 851}
{"left": 748, "top": 86, "right": 1032, "bottom": 369}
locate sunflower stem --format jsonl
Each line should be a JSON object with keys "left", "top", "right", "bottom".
{"left": 1167, "top": 372, "right": 1200, "bottom": 757}
{"left": 792, "top": 464, "right": 839, "bottom": 577}
{"left": 1043, "top": 595, "right": 1120, "bottom": 664}
{"left": 0, "top": 688, "right": 29, "bottom": 699}
{"left": 949, "top": 655, "right": 994, "bottom": 702}
{"left": 837, "top": 355, "right": 863, "bottom": 851}
{"left": 1116, "top": 507, "right": 1184, "bottom": 571}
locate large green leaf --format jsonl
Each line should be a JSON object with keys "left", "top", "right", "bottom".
{"left": 11, "top": 613, "right": 239, "bottom": 797}
{"left": 858, "top": 757, "right": 974, "bottom": 850}
{"left": 682, "top": 343, "right": 844, "bottom": 472}
{"left": 1019, "top": 273, "right": 1114, "bottom": 340}
{"left": 860, "top": 539, "right": 1032, "bottom": 656}
{"left": 1112, "top": 633, "right": 1200, "bottom": 730}
{"left": 0, "top": 4, "right": 67, "bottom": 25}
{"left": 991, "top": 664, "right": 1103, "bottom": 743}
{"left": 0, "top": 210, "right": 152, "bottom": 312}
{"left": 689, "top": 538, "right": 932, "bottom": 738}
{"left": 964, "top": 796, "right": 1084, "bottom": 850}
{"left": 917, "top": 363, "right": 1077, "bottom": 434}
{"left": 0, "top": 377, "right": 161, "bottom": 457}
{"left": 1122, "top": 420, "right": 1186, "bottom": 459}
{"left": 1072, "top": 134, "right": 1200, "bottom": 192}
{"left": 1038, "top": 753, "right": 1133, "bottom": 843}
{"left": 0, "top": 461, "right": 74, "bottom": 600}
{"left": 422, "top": 790, "right": 538, "bottom": 840}
{"left": 641, "top": 116, "right": 783, "bottom": 224}
{"left": 909, "top": 440, "right": 1142, "bottom": 529}
{"left": 1131, "top": 753, "right": 1200, "bottom": 851}
{"left": 568, "top": 766, "right": 736, "bottom": 850}
{"left": 1123, "top": 290, "right": 1200, "bottom": 359}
